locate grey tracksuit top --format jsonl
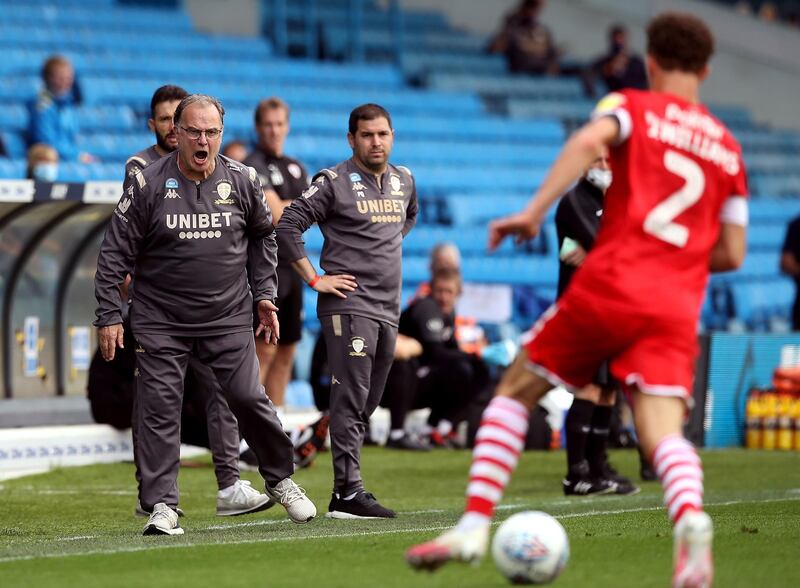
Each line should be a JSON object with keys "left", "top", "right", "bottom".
{"left": 275, "top": 158, "right": 418, "bottom": 327}
{"left": 125, "top": 145, "right": 161, "bottom": 179}
{"left": 94, "top": 151, "right": 277, "bottom": 336}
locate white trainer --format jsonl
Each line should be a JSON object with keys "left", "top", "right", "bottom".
{"left": 406, "top": 525, "right": 490, "bottom": 571}
{"left": 135, "top": 501, "right": 184, "bottom": 518}
{"left": 142, "top": 503, "right": 184, "bottom": 536}
{"left": 216, "top": 479, "right": 275, "bottom": 516}
{"left": 673, "top": 510, "right": 714, "bottom": 588}
{"left": 266, "top": 478, "right": 317, "bottom": 524}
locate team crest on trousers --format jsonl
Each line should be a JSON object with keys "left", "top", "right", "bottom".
{"left": 349, "top": 336, "right": 367, "bottom": 357}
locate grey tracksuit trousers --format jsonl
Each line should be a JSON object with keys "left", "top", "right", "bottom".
{"left": 133, "top": 357, "right": 240, "bottom": 497}
{"left": 320, "top": 314, "right": 397, "bottom": 496}
{"left": 134, "top": 330, "right": 293, "bottom": 511}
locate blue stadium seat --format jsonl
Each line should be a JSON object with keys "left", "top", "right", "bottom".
{"left": 1, "top": 132, "right": 27, "bottom": 159}
{"left": 428, "top": 73, "right": 585, "bottom": 100}
{"left": 730, "top": 278, "right": 794, "bottom": 330}
{"left": 732, "top": 251, "right": 782, "bottom": 279}
{"left": 748, "top": 223, "right": 788, "bottom": 250}
{"left": 0, "top": 159, "right": 26, "bottom": 179}
{"left": 749, "top": 198, "right": 800, "bottom": 222}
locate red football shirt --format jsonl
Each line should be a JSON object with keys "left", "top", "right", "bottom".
{"left": 567, "top": 89, "right": 749, "bottom": 320}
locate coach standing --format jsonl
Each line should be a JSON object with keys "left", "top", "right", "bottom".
{"left": 244, "top": 97, "right": 309, "bottom": 412}
{"left": 276, "top": 103, "right": 418, "bottom": 519}
{"left": 94, "top": 95, "right": 315, "bottom": 536}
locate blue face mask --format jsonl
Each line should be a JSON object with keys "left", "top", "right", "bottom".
{"left": 33, "top": 162, "right": 59, "bottom": 182}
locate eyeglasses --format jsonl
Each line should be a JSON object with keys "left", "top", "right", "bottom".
{"left": 179, "top": 126, "right": 223, "bottom": 140}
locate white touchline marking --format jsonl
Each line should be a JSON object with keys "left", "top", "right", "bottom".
{"left": 62, "top": 536, "right": 98, "bottom": 542}
{"left": 3, "top": 495, "right": 797, "bottom": 565}
{"left": 205, "top": 520, "right": 285, "bottom": 531}
{"left": 31, "top": 490, "right": 138, "bottom": 496}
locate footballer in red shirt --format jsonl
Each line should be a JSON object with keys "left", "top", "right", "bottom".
{"left": 407, "top": 13, "right": 747, "bottom": 587}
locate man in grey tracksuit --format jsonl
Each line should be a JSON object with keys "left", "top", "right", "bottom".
{"left": 124, "top": 85, "right": 269, "bottom": 518}
{"left": 276, "top": 103, "right": 417, "bottom": 519}
{"left": 95, "top": 95, "right": 316, "bottom": 535}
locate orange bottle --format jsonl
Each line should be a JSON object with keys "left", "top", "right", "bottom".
{"left": 761, "top": 392, "right": 778, "bottom": 451}
{"left": 745, "top": 391, "right": 762, "bottom": 450}
{"left": 777, "top": 394, "right": 794, "bottom": 451}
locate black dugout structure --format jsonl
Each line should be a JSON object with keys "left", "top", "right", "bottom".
{"left": 0, "top": 179, "right": 119, "bottom": 400}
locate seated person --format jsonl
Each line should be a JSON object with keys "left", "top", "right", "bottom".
{"left": 27, "top": 55, "right": 93, "bottom": 162}
{"left": 382, "top": 268, "right": 489, "bottom": 449}
{"left": 584, "top": 24, "right": 647, "bottom": 97}
{"left": 26, "top": 143, "right": 59, "bottom": 182}
{"left": 488, "top": 0, "right": 559, "bottom": 75}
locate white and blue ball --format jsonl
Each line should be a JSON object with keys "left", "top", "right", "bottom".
{"left": 492, "top": 511, "right": 569, "bottom": 585}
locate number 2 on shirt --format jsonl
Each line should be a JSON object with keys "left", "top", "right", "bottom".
{"left": 643, "top": 150, "right": 705, "bottom": 247}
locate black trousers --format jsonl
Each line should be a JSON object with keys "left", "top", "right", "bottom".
{"left": 382, "top": 352, "right": 488, "bottom": 432}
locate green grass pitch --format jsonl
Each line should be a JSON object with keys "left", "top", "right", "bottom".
{"left": 0, "top": 447, "right": 798, "bottom": 587}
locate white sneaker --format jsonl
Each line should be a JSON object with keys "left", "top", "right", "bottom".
{"left": 216, "top": 479, "right": 275, "bottom": 516}
{"left": 266, "top": 478, "right": 317, "bottom": 524}
{"left": 135, "top": 501, "right": 184, "bottom": 518}
{"left": 142, "top": 503, "right": 184, "bottom": 536}
{"left": 673, "top": 510, "right": 714, "bottom": 588}
{"left": 406, "top": 525, "right": 490, "bottom": 570}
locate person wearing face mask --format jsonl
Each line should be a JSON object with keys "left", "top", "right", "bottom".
{"left": 26, "top": 143, "right": 59, "bottom": 182}
{"left": 27, "top": 55, "right": 93, "bottom": 162}
{"left": 554, "top": 151, "right": 639, "bottom": 497}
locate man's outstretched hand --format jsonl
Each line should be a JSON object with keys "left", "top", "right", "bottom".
{"left": 256, "top": 299, "right": 281, "bottom": 345}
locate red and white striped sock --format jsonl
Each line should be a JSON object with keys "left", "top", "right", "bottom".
{"left": 652, "top": 434, "right": 704, "bottom": 525}
{"left": 465, "top": 396, "right": 529, "bottom": 520}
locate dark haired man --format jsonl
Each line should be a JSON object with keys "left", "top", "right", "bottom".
{"left": 408, "top": 14, "right": 748, "bottom": 587}
{"left": 244, "top": 97, "right": 309, "bottom": 414}
{"left": 276, "top": 103, "right": 418, "bottom": 519}
{"left": 96, "top": 94, "right": 316, "bottom": 536}
{"left": 125, "top": 85, "right": 189, "bottom": 179}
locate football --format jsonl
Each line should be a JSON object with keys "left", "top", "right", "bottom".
{"left": 492, "top": 511, "right": 570, "bottom": 585}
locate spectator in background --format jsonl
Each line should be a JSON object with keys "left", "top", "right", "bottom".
{"left": 584, "top": 24, "right": 648, "bottom": 97}
{"left": 26, "top": 143, "right": 59, "bottom": 181}
{"left": 222, "top": 140, "right": 249, "bottom": 162}
{"left": 780, "top": 216, "right": 800, "bottom": 330}
{"left": 488, "top": 0, "right": 559, "bottom": 75}
{"left": 245, "top": 97, "right": 309, "bottom": 415}
{"left": 759, "top": 1, "right": 779, "bottom": 22}
{"left": 28, "top": 55, "right": 93, "bottom": 162}
{"left": 383, "top": 268, "right": 489, "bottom": 450}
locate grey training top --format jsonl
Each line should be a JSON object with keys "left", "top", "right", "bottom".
{"left": 94, "top": 151, "right": 278, "bottom": 336}
{"left": 275, "top": 158, "right": 418, "bottom": 327}
{"left": 125, "top": 145, "right": 161, "bottom": 180}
